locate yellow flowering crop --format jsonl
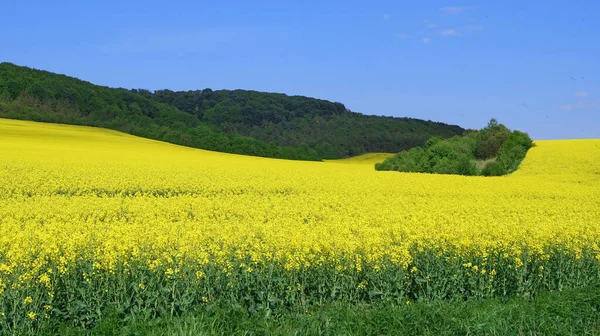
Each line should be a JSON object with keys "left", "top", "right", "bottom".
{"left": 0, "top": 118, "right": 599, "bottom": 330}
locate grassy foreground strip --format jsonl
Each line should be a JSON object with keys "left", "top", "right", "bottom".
{"left": 51, "top": 285, "right": 600, "bottom": 335}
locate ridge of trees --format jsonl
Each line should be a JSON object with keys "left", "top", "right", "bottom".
{"left": 139, "top": 89, "right": 465, "bottom": 158}
{"left": 0, "top": 62, "right": 465, "bottom": 160}
{"left": 375, "top": 119, "right": 534, "bottom": 176}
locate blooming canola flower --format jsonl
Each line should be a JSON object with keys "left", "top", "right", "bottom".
{"left": 0, "top": 118, "right": 599, "bottom": 304}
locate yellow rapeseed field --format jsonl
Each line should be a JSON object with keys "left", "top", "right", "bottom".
{"left": 0, "top": 118, "right": 599, "bottom": 329}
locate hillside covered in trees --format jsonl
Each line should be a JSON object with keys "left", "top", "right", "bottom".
{"left": 140, "top": 89, "right": 464, "bottom": 158}
{"left": 0, "top": 62, "right": 464, "bottom": 160}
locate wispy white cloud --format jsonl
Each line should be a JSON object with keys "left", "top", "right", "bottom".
{"left": 436, "top": 25, "right": 482, "bottom": 37}
{"left": 560, "top": 101, "right": 600, "bottom": 110}
{"left": 397, "top": 9, "right": 481, "bottom": 43}
{"left": 462, "top": 24, "right": 483, "bottom": 32}
{"left": 440, "top": 6, "right": 473, "bottom": 15}
{"left": 383, "top": 14, "right": 391, "bottom": 20}
{"left": 575, "top": 91, "right": 589, "bottom": 97}
{"left": 439, "top": 29, "right": 458, "bottom": 36}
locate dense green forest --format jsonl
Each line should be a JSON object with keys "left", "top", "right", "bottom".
{"left": 375, "top": 119, "right": 534, "bottom": 176}
{"left": 140, "top": 89, "right": 464, "bottom": 158}
{"left": 0, "top": 62, "right": 464, "bottom": 160}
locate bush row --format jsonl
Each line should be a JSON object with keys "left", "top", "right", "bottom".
{"left": 375, "top": 119, "right": 534, "bottom": 176}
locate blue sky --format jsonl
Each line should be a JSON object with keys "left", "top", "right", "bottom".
{"left": 2, "top": 1, "right": 599, "bottom": 139}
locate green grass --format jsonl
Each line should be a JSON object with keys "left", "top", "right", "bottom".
{"left": 46, "top": 285, "right": 600, "bottom": 336}
{"left": 472, "top": 157, "right": 497, "bottom": 171}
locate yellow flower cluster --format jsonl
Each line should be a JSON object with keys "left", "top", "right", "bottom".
{"left": 0, "top": 118, "right": 599, "bottom": 301}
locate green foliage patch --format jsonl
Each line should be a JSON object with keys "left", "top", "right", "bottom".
{"left": 54, "top": 285, "right": 598, "bottom": 336}
{"left": 376, "top": 119, "right": 534, "bottom": 176}
{"left": 1, "top": 248, "right": 598, "bottom": 334}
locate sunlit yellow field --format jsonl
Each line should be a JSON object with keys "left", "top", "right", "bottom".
{"left": 1, "top": 118, "right": 599, "bottom": 329}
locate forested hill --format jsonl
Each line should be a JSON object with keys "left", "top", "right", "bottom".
{"left": 141, "top": 89, "right": 464, "bottom": 158}
{"left": 0, "top": 62, "right": 465, "bottom": 160}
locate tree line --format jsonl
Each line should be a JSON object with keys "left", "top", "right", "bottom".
{"left": 0, "top": 62, "right": 464, "bottom": 160}
{"left": 375, "top": 119, "right": 534, "bottom": 176}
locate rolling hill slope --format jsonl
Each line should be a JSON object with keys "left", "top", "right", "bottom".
{"left": 0, "top": 62, "right": 464, "bottom": 160}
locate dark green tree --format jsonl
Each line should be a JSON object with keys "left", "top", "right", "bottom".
{"left": 474, "top": 118, "right": 511, "bottom": 159}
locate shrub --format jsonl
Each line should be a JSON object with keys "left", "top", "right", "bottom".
{"left": 496, "top": 130, "right": 534, "bottom": 173}
{"left": 482, "top": 161, "right": 507, "bottom": 176}
{"left": 432, "top": 157, "right": 455, "bottom": 174}
{"left": 497, "top": 145, "right": 527, "bottom": 172}
{"left": 456, "top": 156, "right": 479, "bottom": 176}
